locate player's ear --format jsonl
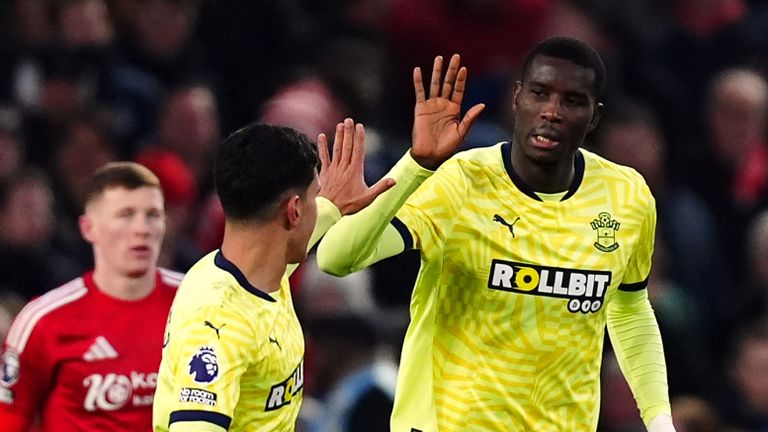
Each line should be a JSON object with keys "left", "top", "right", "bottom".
{"left": 285, "top": 195, "right": 301, "bottom": 229}
{"left": 79, "top": 214, "right": 95, "bottom": 244}
{"left": 511, "top": 81, "right": 523, "bottom": 111}
{"left": 588, "top": 102, "right": 604, "bottom": 132}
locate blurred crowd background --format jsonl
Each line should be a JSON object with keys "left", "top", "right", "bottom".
{"left": 1, "top": 0, "right": 768, "bottom": 431}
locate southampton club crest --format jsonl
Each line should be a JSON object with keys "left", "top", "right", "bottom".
{"left": 591, "top": 212, "right": 620, "bottom": 252}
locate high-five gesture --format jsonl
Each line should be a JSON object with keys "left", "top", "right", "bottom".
{"left": 411, "top": 54, "right": 485, "bottom": 170}
{"left": 317, "top": 118, "right": 395, "bottom": 215}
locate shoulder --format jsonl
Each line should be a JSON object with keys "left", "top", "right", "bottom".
{"left": 581, "top": 148, "right": 654, "bottom": 202}
{"left": 158, "top": 268, "right": 185, "bottom": 289}
{"left": 5, "top": 277, "right": 89, "bottom": 352}
{"left": 434, "top": 142, "right": 507, "bottom": 183}
{"left": 581, "top": 148, "right": 645, "bottom": 182}
{"left": 448, "top": 142, "right": 506, "bottom": 168}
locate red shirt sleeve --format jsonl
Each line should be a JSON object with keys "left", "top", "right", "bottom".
{"left": 1, "top": 318, "right": 54, "bottom": 430}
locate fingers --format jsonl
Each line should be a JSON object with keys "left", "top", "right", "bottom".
{"left": 365, "top": 177, "right": 397, "bottom": 204}
{"left": 429, "top": 56, "right": 443, "bottom": 99}
{"left": 458, "top": 103, "right": 486, "bottom": 138}
{"left": 346, "top": 177, "right": 396, "bottom": 215}
{"left": 421, "top": 54, "right": 463, "bottom": 101}
{"left": 371, "top": 177, "right": 396, "bottom": 196}
{"left": 341, "top": 118, "right": 355, "bottom": 165}
{"left": 332, "top": 122, "right": 344, "bottom": 167}
{"left": 414, "top": 67, "right": 425, "bottom": 103}
{"left": 317, "top": 132, "right": 330, "bottom": 171}
{"left": 328, "top": 118, "right": 365, "bottom": 169}
{"left": 351, "top": 122, "right": 365, "bottom": 167}
{"left": 451, "top": 67, "right": 468, "bottom": 104}
{"left": 440, "top": 54, "right": 460, "bottom": 99}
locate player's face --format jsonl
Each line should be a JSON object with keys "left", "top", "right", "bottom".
{"left": 288, "top": 173, "right": 319, "bottom": 264}
{"left": 512, "top": 55, "right": 601, "bottom": 165}
{"left": 83, "top": 186, "right": 166, "bottom": 277}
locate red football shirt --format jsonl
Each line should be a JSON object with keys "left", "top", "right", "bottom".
{"left": 0, "top": 269, "right": 181, "bottom": 431}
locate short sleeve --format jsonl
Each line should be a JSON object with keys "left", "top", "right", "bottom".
{"left": 164, "top": 307, "right": 256, "bottom": 432}
{"left": 396, "top": 158, "right": 469, "bottom": 259}
{"left": 620, "top": 184, "right": 657, "bottom": 290}
{"left": 0, "top": 317, "right": 54, "bottom": 421}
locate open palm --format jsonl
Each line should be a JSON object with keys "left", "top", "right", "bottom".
{"left": 317, "top": 118, "right": 395, "bottom": 215}
{"left": 411, "top": 54, "right": 485, "bottom": 170}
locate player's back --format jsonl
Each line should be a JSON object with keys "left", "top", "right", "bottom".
{"left": 154, "top": 251, "right": 305, "bottom": 432}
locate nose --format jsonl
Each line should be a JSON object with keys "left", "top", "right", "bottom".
{"left": 540, "top": 97, "right": 563, "bottom": 122}
{"left": 133, "top": 215, "right": 153, "bottom": 236}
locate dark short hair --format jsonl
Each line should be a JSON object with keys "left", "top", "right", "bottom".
{"left": 83, "top": 162, "right": 161, "bottom": 209}
{"left": 214, "top": 123, "right": 319, "bottom": 222}
{"left": 521, "top": 37, "right": 606, "bottom": 98}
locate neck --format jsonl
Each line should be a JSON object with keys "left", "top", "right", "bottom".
{"left": 510, "top": 143, "right": 575, "bottom": 193}
{"left": 92, "top": 266, "right": 156, "bottom": 301}
{"left": 219, "top": 220, "right": 289, "bottom": 293}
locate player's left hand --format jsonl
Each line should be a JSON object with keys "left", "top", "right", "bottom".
{"left": 647, "top": 413, "right": 676, "bottom": 432}
{"left": 410, "top": 54, "right": 485, "bottom": 170}
{"left": 318, "top": 118, "right": 395, "bottom": 215}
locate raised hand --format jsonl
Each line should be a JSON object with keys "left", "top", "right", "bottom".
{"left": 317, "top": 118, "right": 396, "bottom": 215}
{"left": 411, "top": 54, "right": 485, "bottom": 170}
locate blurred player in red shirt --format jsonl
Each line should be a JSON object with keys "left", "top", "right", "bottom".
{"left": 0, "top": 162, "right": 180, "bottom": 431}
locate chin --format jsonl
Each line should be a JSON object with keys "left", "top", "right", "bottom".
{"left": 524, "top": 146, "right": 563, "bottom": 164}
{"left": 125, "top": 266, "right": 153, "bottom": 277}
{"left": 288, "top": 250, "right": 308, "bottom": 265}
{"left": 122, "top": 260, "right": 156, "bottom": 278}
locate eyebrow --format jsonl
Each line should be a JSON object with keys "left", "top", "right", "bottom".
{"left": 526, "top": 81, "right": 591, "bottom": 98}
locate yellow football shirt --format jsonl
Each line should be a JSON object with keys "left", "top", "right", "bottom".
{"left": 153, "top": 197, "right": 340, "bottom": 432}
{"left": 152, "top": 251, "right": 304, "bottom": 432}
{"left": 391, "top": 142, "right": 656, "bottom": 432}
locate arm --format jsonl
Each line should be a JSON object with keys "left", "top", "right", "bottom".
{"left": 606, "top": 190, "right": 675, "bottom": 432}
{"left": 317, "top": 152, "right": 433, "bottom": 276}
{"left": 0, "top": 310, "right": 55, "bottom": 432}
{"left": 286, "top": 196, "right": 341, "bottom": 277}
{"left": 317, "top": 54, "right": 484, "bottom": 276}
{"left": 165, "top": 308, "right": 250, "bottom": 432}
{"left": 607, "top": 289, "right": 673, "bottom": 430}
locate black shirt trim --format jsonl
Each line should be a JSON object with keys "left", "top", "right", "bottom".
{"left": 214, "top": 250, "right": 276, "bottom": 302}
{"left": 500, "top": 142, "right": 585, "bottom": 202}
{"left": 618, "top": 279, "right": 648, "bottom": 292}
{"left": 391, "top": 217, "right": 414, "bottom": 250}
{"left": 169, "top": 410, "right": 232, "bottom": 430}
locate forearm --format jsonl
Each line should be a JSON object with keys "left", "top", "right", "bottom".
{"left": 317, "top": 151, "right": 432, "bottom": 276}
{"left": 286, "top": 197, "right": 341, "bottom": 277}
{"left": 309, "top": 197, "right": 342, "bottom": 250}
{"left": 606, "top": 289, "right": 671, "bottom": 426}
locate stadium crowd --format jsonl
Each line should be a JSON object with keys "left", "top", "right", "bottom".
{"left": 0, "top": 0, "right": 768, "bottom": 430}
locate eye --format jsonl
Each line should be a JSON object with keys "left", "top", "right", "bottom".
{"left": 147, "top": 209, "right": 164, "bottom": 219}
{"left": 530, "top": 88, "right": 546, "bottom": 98}
{"left": 566, "top": 97, "right": 587, "bottom": 107}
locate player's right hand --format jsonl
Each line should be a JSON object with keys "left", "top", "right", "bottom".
{"left": 411, "top": 54, "right": 485, "bottom": 170}
{"left": 317, "top": 118, "right": 395, "bottom": 215}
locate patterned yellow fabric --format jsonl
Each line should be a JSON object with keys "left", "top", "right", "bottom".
{"left": 393, "top": 144, "right": 656, "bottom": 431}
{"left": 154, "top": 197, "right": 340, "bottom": 432}
{"left": 153, "top": 251, "right": 304, "bottom": 432}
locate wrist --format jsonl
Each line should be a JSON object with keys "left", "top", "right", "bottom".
{"left": 409, "top": 149, "right": 441, "bottom": 171}
{"left": 647, "top": 413, "right": 675, "bottom": 432}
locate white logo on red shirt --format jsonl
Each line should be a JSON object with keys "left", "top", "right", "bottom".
{"left": 82, "top": 371, "right": 157, "bottom": 411}
{"left": 83, "top": 336, "right": 119, "bottom": 361}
